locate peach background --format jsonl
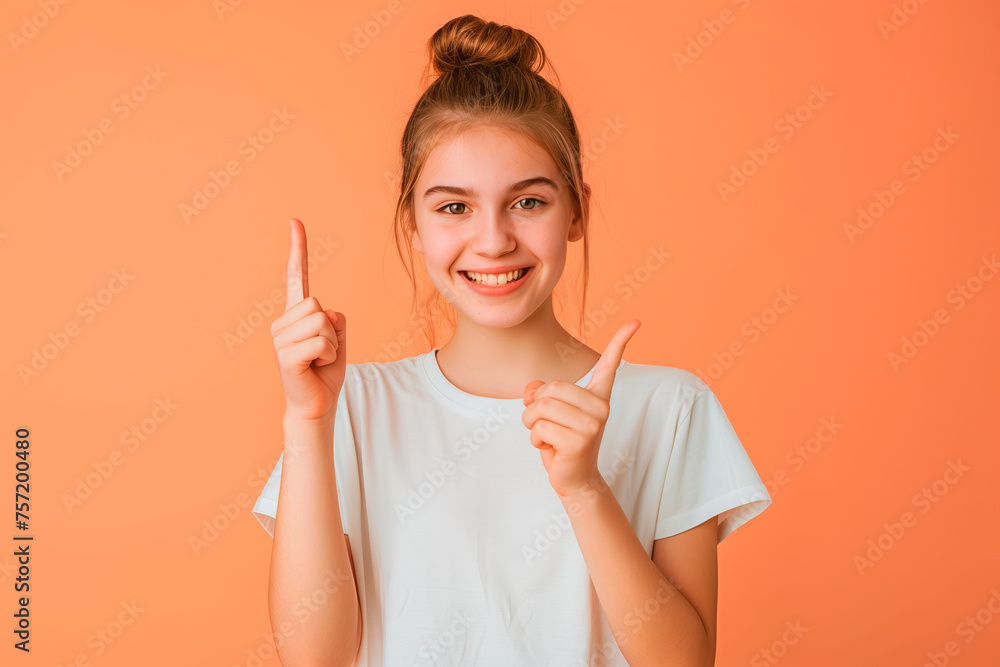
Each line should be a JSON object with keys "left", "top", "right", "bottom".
{"left": 2, "top": 0, "right": 999, "bottom": 665}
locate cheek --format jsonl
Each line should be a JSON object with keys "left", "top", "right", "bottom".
{"left": 534, "top": 237, "right": 569, "bottom": 267}
{"left": 420, "top": 234, "right": 464, "bottom": 272}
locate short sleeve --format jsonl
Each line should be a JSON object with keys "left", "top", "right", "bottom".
{"left": 251, "top": 386, "right": 360, "bottom": 539}
{"left": 252, "top": 454, "right": 281, "bottom": 538}
{"left": 655, "top": 389, "right": 772, "bottom": 543}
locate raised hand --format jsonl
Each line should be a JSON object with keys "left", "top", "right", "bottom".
{"left": 521, "top": 320, "right": 641, "bottom": 498}
{"left": 269, "top": 218, "right": 347, "bottom": 423}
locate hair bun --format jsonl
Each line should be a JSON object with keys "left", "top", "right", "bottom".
{"left": 430, "top": 14, "right": 546, "bottom": 76}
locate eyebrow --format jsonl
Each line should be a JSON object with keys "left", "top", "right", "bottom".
{"left": 422, "top": 176, "right": 560, "bottom": 199}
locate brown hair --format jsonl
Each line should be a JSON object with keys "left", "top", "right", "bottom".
{"left": 390, "top": 14, "right": 594, "bottom": 350}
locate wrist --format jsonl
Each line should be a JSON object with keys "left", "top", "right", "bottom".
{"left": 283, "top": 408, "right": 335, "bottom": 428}
{"left": 281, "top": 411, "right": 335, "bottom": 454}
{"left": 556, "top": 471, "right": 609, "bottom": 503}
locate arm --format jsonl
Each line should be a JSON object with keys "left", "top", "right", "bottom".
{"left": 269, "top": 414, "right": 362, "bottom": 667}
{"left": 558, "top": 473, "right": 718, "bottom": 667}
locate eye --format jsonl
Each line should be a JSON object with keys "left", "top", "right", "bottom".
{"left": 438, "top": 202, "right": 468, "bottom": 215}
{"left": 514, "top": 197, "right": 546, "bottom": 210}
{"left": 435, "top": 198, "right": 547, "bottom": 215}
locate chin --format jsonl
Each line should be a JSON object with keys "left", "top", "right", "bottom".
{"left": 462, "top": 309, "right": 533, "bottom": 329}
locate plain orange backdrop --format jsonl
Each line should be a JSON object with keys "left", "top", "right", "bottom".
{"left": 2, "top": 0, "right": 999, "bottom": 665}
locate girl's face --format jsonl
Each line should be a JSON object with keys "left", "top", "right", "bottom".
{"left": 411, "top": 124, "right": 583, "bottom": 329}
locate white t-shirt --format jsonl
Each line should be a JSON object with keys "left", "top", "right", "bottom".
{"left": 253, "top": 348, "right": 772, "bottom": 666}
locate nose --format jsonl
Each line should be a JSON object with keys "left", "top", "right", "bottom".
{"left": 469, "top": 207, "right": 517, "bottom": 257}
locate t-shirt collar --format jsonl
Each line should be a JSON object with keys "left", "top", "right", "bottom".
{"left": 419, "top": 347, "right": 624, "bottom": 411}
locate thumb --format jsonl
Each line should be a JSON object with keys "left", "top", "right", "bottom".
{"left": 330, "top": 310, "right": 346, "bottom": 353}
{"left": 585, "top": 319, "right": 640, "bottom": 400}
{"left": 523, "top": 379, "right": 545, "bottom": 406}
{"left": 314, "top": 309, "right": 346, "bottom": 367}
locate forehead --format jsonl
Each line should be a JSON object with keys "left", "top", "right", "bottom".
{"left": 418, "top": 125, "right": 557, "bottom": 182}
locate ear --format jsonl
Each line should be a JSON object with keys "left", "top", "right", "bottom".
{"left": 567, "top": 182, "right": 591, "bottom": 243}
{"left": 410, "top": 229, "right": 424, "bottom": 254}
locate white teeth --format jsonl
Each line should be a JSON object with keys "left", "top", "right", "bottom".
{"left": 464, "top": 268, "right": 527, "bottom": 285}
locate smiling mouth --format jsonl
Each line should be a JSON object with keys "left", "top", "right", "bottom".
{"left": 460, "top": 267, "right": 530, "bottom": 286}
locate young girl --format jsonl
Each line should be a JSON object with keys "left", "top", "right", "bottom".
{"left": 253, "top": 14, "right": 771, "bottom": 667}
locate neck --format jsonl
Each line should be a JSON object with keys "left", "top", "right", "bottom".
{"left": 434, "top": 298, "right": 600, "bottom": 398}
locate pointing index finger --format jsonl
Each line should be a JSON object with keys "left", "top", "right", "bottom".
{"left": 285, "top": 218, "right": 309, "bottom": 310}
{"left": 585, "top": 319, "right": 641, "bottom": 400}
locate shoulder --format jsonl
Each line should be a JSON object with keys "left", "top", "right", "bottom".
{"left": 336, "top": 354, "right": 434, "bottom": 414}
{"left": 342, "top": 353, "right": 426, "bottom": 389}
{"left": 615, "top": 360, "right": 711, "bottom": 410}
{"left": 331, "top": 355, "right": 430, "bottom": 429}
